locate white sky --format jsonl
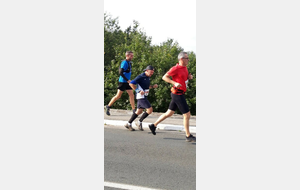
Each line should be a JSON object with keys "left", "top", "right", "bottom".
{"left": 104, "top": 0, "right": 196, "bottom": 53}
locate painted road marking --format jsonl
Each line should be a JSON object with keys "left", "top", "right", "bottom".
{"left": 104, "top": 181, "right": 164, "bottom": 190}
{"left": 104, "top": 119, "right": 196, "bottom": 133}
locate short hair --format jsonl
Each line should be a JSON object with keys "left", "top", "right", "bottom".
{"left": 178, "top": 51, "right": 188, "bottom": 60}
{"left": 126, "top": 51, "right": 133, "bottom": 56}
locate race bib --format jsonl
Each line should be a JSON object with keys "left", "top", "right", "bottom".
{"left": 136, "top": 92, "right": 144, "bottom": 99}
{"left": 136, "top": 84, "right": 144, "bottom": 99}
{"left": 185, "top": 80, "right": 189, "bottom": 88}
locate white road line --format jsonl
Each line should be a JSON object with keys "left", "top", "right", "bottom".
{"left": 104, "top": 119, "right": 196, "bottom": 133}
{"left": 104, "top": 181, "right": 164, "bottom": 190}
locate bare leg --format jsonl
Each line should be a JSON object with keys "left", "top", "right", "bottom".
{"left": 135, "top": 108, "right": 144, "bottom": 115}
{"left": 108, "top": 90, "right": 123, "bottom": 107}
{"left": 154, "top": 109, "right": 175, "bottom": 127}
{"left": 126, "top": 89, "right": 135, "bottom": 110}
{"left": 183, "top": 111, "right": 191, "bottom": 137}
{"left": 145, "top": 107, "right": 153, "bottom": 114}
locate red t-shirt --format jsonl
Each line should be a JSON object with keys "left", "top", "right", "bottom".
{"left": 167, "top": 63, "right": 189, "bottom": 93}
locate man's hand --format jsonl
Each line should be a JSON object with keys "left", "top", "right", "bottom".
{"left": 139, "top": 90, "right": 145, "bottom": 95}
{"left": 153, "top": 84, "right": 158, "bottom": 88}
{"left": 188, "top": 73, "right": 193, "bottom": 80}
{"left": 163, "top": 73, "right": 181, "bottom": 88}
{"left": 127, "top": 80, "right": 131, "bottom": 84}
{"left": 174, "top": 82, "right": 181, "bottom": 88}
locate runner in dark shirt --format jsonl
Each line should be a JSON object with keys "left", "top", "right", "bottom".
{"left": 124, "top": 65, "right": 158, "bottom": 131}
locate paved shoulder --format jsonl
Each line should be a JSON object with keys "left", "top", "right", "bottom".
{"left": 103, "top": 108, "right": 196, "bottom": 133}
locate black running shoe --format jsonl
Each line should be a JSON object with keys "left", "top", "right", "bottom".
{"left": 186, "top": 134, "right": 196, "bottom": 142}
{"left": 135, "top": 121, "right": 143, "bottom": 131}
{"left": 104, "top": 105, "right": 110, "bottom": 116}
{"left": 148, "top": 124, "right": 156, "bottom": 135}
{"left": 125, "top": 123, "right": 135, "bottom": 131}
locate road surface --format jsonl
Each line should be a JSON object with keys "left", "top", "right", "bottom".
{"left": 104, "top": 125, "right": 196, "bottom": 190}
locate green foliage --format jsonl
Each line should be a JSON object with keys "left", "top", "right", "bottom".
{"left": 104, "top": 13, "right": 197, "bottom": 115}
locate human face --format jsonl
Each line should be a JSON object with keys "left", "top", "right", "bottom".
{"left": 146, "top": 69, "right": 154, "bottom": 77}
{"left": 181, "top": 54, "right": 189, "bottom": 66}
{"left": 126, "top": 53, "right": 134, "bottom": 61}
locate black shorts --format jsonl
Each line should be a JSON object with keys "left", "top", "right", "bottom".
{"left": 168, "top": 93, "right": 190, "bottom": 114}
{"left": 118, "top": 82, "right": 132, "bottom": 91}
{"left": 137, "top": 98, "right": 151, "bottom": 109}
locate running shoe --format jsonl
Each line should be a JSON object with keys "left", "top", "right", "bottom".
{"left": 104, "top": 105, "right": 110, "bottom": 116}
{"left": 186, "top": 134, "right": 196, "bottom": 142}
{"left": 135, "top": 121, "right": 143, "bottom": 131}
{"left": 148, "top": 124, "right": 156, "bottom": 135}
{"left": 124, "top": 123, "right": 135, "bottom": 131}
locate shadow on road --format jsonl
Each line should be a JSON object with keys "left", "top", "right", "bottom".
{"left": 163, "top": 137, "right": 185, "bottom": 141}
{"left": 163, "top": 138, "right": 196, "bottom": 145}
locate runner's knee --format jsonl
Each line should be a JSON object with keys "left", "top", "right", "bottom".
{"left": 127, "top": 90, "right": 134, "bottom": 97}
{"left": 136, "top": 109, "right": 143, "bottom": 115}
{"left": 147, "top": 107, "right": 153, "bottom": 114}
{"left": 165, "top": 110, "right": 174, "bottom": 117}
{"left": 183, "top": 112, "right": 190, "bottom": 119}
{"left": 115, "top": 94, "right": 122, "bottom": 99}
{"left": 114, "top": 91, "right": 123, "bottom": 99}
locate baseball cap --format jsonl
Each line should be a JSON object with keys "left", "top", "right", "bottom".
{"left": 143, "top": 65, "right": 154, "bottom": 71}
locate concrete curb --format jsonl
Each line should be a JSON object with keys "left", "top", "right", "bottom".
{"left": 104, "top": 119, "right": 196, "bottom": 134}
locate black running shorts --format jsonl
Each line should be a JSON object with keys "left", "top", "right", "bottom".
{"left": 168, "top": 93, "right": 190, "bottom": 114}
{"left": 118, "top": 82, "right": 132, "bottom": 91}
{"left": 137, "top": 98, "right": 151, "bottom": 109}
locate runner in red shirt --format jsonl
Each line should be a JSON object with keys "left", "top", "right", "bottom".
{"left": 148, "top": 52, "right": 196, "bottom": 142}
{"left": 167, "top": 62, "right": 189, "bottom": 94}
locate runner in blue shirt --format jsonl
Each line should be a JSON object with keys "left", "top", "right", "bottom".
{"left": 124, "top": 65, "right": 158, "bottom": 131}
{"left": 105, "top": 51, "right": 136, "bottom": 116}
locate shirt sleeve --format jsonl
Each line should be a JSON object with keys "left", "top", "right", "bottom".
{"left": 130, "top": 74, "right": 143, "bottom": 85}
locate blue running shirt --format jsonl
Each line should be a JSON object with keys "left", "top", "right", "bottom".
{"left": 118, "top": 60, "right": 132, "bottom": 82}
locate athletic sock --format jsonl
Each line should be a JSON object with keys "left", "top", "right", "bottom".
{"left": 139, "top": 112, "right": 149, "bottom": 122}
{"left": 128, "top": 113, "right": 138, "bottom": 124}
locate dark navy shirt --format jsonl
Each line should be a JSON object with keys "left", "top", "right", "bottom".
{"left": 130, "top": 72, "right": 150, "bottom": 99}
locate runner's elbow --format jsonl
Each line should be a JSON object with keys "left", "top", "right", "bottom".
{"left": 162, "top": 75, "right": 168, "bottom": 81}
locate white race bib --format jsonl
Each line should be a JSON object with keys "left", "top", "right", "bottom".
{"left": 136, "top": 84, "right": 147, "bottom": 99}
{"left": 185, "top": 80, "right": 189, "bottom": 88}
{"left": 136, "top": 92, "right": 144, "bottom": 99}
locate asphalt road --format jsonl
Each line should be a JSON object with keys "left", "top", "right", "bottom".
{"left": 104, "top": 125, "right": 196, "bottom": 190}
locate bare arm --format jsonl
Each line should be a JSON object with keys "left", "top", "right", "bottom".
{"left": 162, "top": 73, "right": 181, "bottom": 88}
{"left": 162, "top": 73, "right": 175, "bottom": 85}
{"left": 149, "top": 84, "right": 158, "bottom": 89}
{"left": 129, "top": 83, "right": 136, "bottom": 90}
